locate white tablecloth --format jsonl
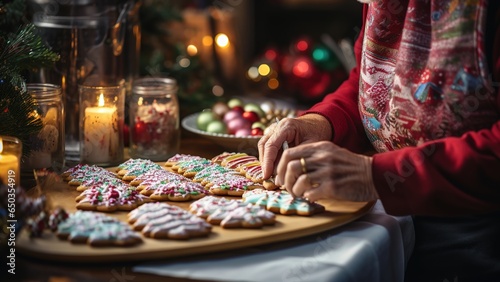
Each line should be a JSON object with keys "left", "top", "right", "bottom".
{"left": 134, "top": 200, "right": 415, "bottom": 282}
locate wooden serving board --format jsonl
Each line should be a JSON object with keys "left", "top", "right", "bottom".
{"left": 17, "top": 170, "right": 375, "bottom": 263}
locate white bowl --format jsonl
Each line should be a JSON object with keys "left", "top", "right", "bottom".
{"left": 181, "top": 112, "right": 261, "bottom": 155}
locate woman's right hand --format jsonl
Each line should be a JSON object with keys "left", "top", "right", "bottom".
{"left": 258, "top": 113, "right": 333, "bottom": 180}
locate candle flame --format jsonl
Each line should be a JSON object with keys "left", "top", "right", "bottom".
{"left": 0, "top": 137, "right": 3, "bottom": 154}
{"left": 98, "top": 93, "right": 105, "bottom": 107}
{"left": 215, "top": 33, "right": 229, "bottom": 48}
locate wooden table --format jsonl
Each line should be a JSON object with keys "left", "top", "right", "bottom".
{"left": 9, "top": 134, "right": 373, "bottom": 282}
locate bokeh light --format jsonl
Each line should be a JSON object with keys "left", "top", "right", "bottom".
{"left": 179, "top": 57, "right": 191, "bottom": 68}
{"left": 247, "top": 66, "right": 259, "bottom": 80}
{"left": 202, "top": 35, "right": 213, "bottom": 47}
{"left": 296, "top": 40, "right": 309, "bottom": 52}
{"left": 215, "top": 33, "right": 230, "bottom": 48}
{"left": 268, "top": 78, "right": 279, "bottom": 89}
{"left": 258, "top": 64, "right": 271, "bottom": 76}
{"left": 186, "top": 44, "right": 198, "bottom": 56}
{"left": 212, "top": 84, "right": 224, "bottom": 96}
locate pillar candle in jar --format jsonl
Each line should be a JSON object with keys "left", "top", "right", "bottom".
{"left": 83, "top": 94, "right": 119, "bottom": 164}
{"left": 0, "top": 137, "right": 20, "bottom": 186}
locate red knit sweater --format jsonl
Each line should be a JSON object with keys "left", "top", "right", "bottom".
{"left": 305, "top": 0, "right": 500, "bottom": 216}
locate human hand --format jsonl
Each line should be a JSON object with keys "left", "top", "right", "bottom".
{"left": 275, "top": 141, "right": 378, "bottom": 202}
{"left": 258, "top": 114, "right": 333, "bottom": 180}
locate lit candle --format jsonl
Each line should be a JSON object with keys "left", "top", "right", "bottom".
{"left": 83, "top": 93, "right": 119, "bottom": 164}
{"left": 0, "top": 137, "right": 20, "bottom": 186}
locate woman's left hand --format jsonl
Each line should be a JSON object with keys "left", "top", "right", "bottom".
{"left": 274, "top": 141, "right": 379, "bottom": 202}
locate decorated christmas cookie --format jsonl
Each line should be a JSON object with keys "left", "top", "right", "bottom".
{"left": 172, "top": 158, "right": 212, "bottom": 178}
{"left": 127, "top": 202, "right": 212, "bottom": 240}
{"left": 189, "top": 196, "right": 276, "bottom": 228}
{"left": 117, "top": 159, "right": 163, "bottom": 181}
{"left": 129, "top": 168, "right": 180, "bottom": 186}
{"left": 76, "top": 175, "right": 127, "bottom": 192}
{"left": 191, "top": 163, "right": 235, "bottom": 183}
{"left": 242, "top": 189, "right": 325, "bottom": 216}
{"left": 164, "top": 154, "right": 204, "bottom": 167}
{"left": 75, "top": 182, "right": 148, "bottom": 212}
{"left": 148, "top": 180, "right": 207, "bottom": 202}
{"left": 207, "top": 174, "right": 263, "bottom": 196}
{"left": 56, "top": 210, "right": 142, "bottom": 247}
{"left": 66, "top": 165, "right": 117, "bottom": 186}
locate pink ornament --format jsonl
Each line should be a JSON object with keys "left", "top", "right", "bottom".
{"left": 227, "top": 117, "right": 250, "bottom": 134}
{"left": 223, "top": 110, "right": 242, "bottom": 123}
{"left": 235, "top": 128, "right": 252, "bottom": 137}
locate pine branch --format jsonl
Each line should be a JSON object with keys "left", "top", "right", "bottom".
{"left": 0, "top": 22, "right": 58, "bottom": 160}
{"left": 0, "top": 24, "right": 59, "bottom": 85}
{"left": 0, "top": 78, "right": 43, "bottom": 159}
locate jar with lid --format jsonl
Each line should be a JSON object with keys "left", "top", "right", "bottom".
{"left": 129, "top": 77, "right": 180, "bottom": 161}
{"left": 23, "top": 83, "right": 65, "bottom": 173}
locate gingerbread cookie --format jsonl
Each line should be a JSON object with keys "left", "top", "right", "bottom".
{"left": 216, "top": 153, "right": 278, "bottom": 190}
{"left": 223, "top": 155, "right": 258, "bottom": 170}
{"left": 189, "top": 196, "right": 276, "bottom": 229}
{"left": 66, "top": 165, "right": 117, "bottom": 186}
{"left": 127, "top": 202, "right": 212, "bottom": 240}
{"left": 191, "top": 163, "right": 234, "bottom": 183}
{"left": 148, "top": 180, "right": 207, "bottom": 202}
{"left": 61, "top": 163, "right": 84, "bottom": 180}
{"left": 172, "top": 158, "right": 212, "bottom": 178}
{"left": 219, "top": 153, "right": 251, "bottom": 167}
{"left": 129, "top": 168, "right": 175, "bottom": 186}
{"left": 56, "top": 210, "right": 142, "bottom": 247}
{"left": 207, "top": 174, "right": 263, "bottom": 196}
{"left": 76, "top": 175, "right": 126, "bottom": 192}
{"left": 117, "top": 159, "right": 163, "bottom": 181}
{"left": 211, "top": 152, "right": 236, "bottom": 164}
{"left": 164, "top": 154, "right": 203, "bottom": 167}
{"left": 242, "top": 189, "right": 325, "bottom": 216}
{"left": 76, "top": 182, "right": 148, "bottom": 212}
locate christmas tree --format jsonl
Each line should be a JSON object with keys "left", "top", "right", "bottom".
{"left": 0, "top": 0, "right": 59, "bottom": 158}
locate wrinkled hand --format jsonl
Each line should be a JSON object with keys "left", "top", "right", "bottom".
{"left": 258, "top": 114, "right": 333, "bottom": 179}
{"left": 275, "top": 141, "right": 378, "bottom": 202}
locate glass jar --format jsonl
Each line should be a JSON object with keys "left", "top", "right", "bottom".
{"left": 129, "top": 77, "right": 180, "bottom": 161}
{"left": 79, "top": 80, "right": 125, "bottom": 166}
{"left": 29, "top": 0, "right": 142, "bottom": 163}
{"left": 24, "top": 83, "right": 65, "bottom": 173}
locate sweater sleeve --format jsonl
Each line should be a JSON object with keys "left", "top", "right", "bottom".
{"left": 302, "top": 6, "right": 372, "bottom": 154}
{"left": 373, "top": 120, "right": 500, "bottom": 216}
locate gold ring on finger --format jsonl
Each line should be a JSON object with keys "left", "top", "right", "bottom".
{"left": 300, "top": 157, "right": 307, "bottom": 174}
